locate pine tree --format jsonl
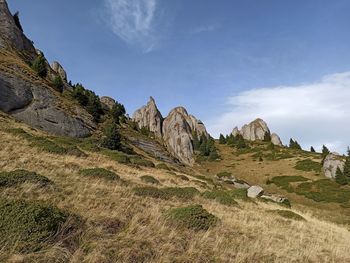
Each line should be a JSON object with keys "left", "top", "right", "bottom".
{"left": 110, "top": 102, "right": 126, "bottom": 124}
{"left": 335, "top": 167, "right": 348, "bottom": 185}
{"left": 219, "top": 134, "right": 226, "bottom": 144}
{"left": 263, "top": 132, "right": 271, "bottom": 142}
{"left": 310, "top": 146, "right": 316, "bottom": 153}
{"left": 321, "top": 145, "right": 330, "bottom": 164}
{"left": 343, "top": 148, "right": 350, "bottom": 179}
{"left": 289, "top": 139, "right": 301, "bottom": 150}
{"left": 102, "top": 121, "right": 121, "bottom": 150}
{"left": 31, "top": 54, "right": 47, "bottom": 78}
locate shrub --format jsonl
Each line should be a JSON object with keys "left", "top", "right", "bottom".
{"left": 267, "top": 176, "right": 308, "bottom": 193}
{"left": 216, "top": 171, "right": 232, "bottom": 178}
{"left": 294, "top": 159, "right": 321, "bottom": 173}
{"left": 230, "top": 189, "right": 250, "bottom": 201}
{"left": 335, "top": 167, "right": 348, "bottom": 185}
{"left": 110, "top": 102, "right": 126, "bottom": 124}
{"left": 156, "top": 163, "right": 171, "bottom": 171}
{"left": 102, "top": 121, "right": 122, "bottom": 151}
{"left": 51, "top": 75, "right": 64, "bottom": 92}
{"left": 31, "top": 54, "right": 47, "bottom": 78}
{"left": 202, "top": 190, "right": 238, "bottom": 206}
{"left": 133, "top": 186, "right": 169, "bottom": 199}
{"left": 100, "top": 149, "right": 130, "bottom": 164}
{"left": 0, "top": 199, "right": 69, "bottom": 253}
{"left": 166, "top": 205, "right": 218, "bottom": 231}
{"left": 79, "top": 168, "right": 120, "bottom": 181}
{"left": 0, "top": 170, "right": 52, "bottom": 187}
{"left": 268, "top": 209, "right": 305, "bottom": 221}
{"left": 141, "top": 175, "right": 160, "bottom": 185}
{"left": 130, "top": 157, "right": 155, "bottom": 168}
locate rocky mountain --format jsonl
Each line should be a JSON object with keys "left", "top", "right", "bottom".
{"left": 133, "top": 98, "right": 210, "bottom": 165}
{"left": 0, "top": 0, "right": 96, "bottom": 137}
{"left": 51, "top": 61, "right": 67, "bottom": 82}
{"left": 132, "top": 97, "right": 163, "bottom": 139}
{"left": 232, "top": 118, "right": 283, "bottom": 146}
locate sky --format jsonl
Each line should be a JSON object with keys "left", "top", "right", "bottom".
{"left": 8, "top": 0, "right": 350, "bottom": 153}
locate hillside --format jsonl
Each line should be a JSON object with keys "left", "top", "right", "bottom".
{"left": 1, "top": 113, "right": 350, "bottom": 262}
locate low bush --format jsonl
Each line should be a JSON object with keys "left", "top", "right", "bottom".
{"left": 216, "top": 172, "right": 232, "bottom": 178}
{"left": 268, "top": 210, "right": 305, "bottom": 221}
{"left": 141, "top": 175, "right": 160, "bottom": 185}
{"left": 130, "top": 157, "right": 155, "bottom": 168}
{"left": 294, "top": 159, "right": 321, "bottom": 173}
{"left": 0, "top": 170, "right": 52, "bottom": 187}
{"left": 230, "top": 189, "right": 250, "bottom": 201}
{"left": 267, "top": 176, "right": 309, "bottom": 193}
{"left": 202, "top": 190, "right": 238, "bottom": 206}
{"left": 0, "top": 199, "right": 70, "bottom": 253}
{"left": 79, "top": 168, "right": 120, "bottom": 181}
{"left": 192, "top": 175, "right": 215, "bottom": 185}
{"left": 156, "top": 163, "right": 171, "bottom": 171}
{"left": 133, "top": 186, "right": 169, "bottom": 199}
{"left": 166, "top": 204, "right": 218, "bottom": 231}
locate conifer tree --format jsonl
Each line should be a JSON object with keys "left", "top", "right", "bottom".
{"left": 219, "top": 134, "right": 226, "bottom": 144}
{"left": 310, "top": 146, "right": 316, "bottom": 153}
{"left": 102, "top": 121, "right": 121, "bottom": 150}
{"left": 343, "top": 148, "right": 350, "bottom": 179}
{"left": 335, "top": 167, "right": 348, "bottom": 185}
{"left": 263, "top": 132, "right": 271, "bottom": 142}
{"left": 321, "top": 145, "right": 330, "bottom": 164}
{"left": 31, "top": 54, "right": 47, "bottom": 78}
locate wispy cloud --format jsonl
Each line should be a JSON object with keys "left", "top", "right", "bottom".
{"left": 206, "top": 72, "right": 350, "bottom": 153}
{"left": 104, "top": 0, "right": 158, "bottom": 52}
{"left": 191, "top": 23, "right": 220, "bottom": 34}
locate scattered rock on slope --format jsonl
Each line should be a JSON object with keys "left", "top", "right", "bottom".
{"left": 132, "top": 97, "right": 163, "bottom": 138}
{"left": 247, "top": 185, "right": 264, "bottom": 198}
{"left": 323, "top": 152, "right": 345, "bottom": 179}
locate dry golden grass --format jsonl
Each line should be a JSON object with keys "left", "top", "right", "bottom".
{"left": 1, "top": 115, "right": 350, "bottom": 262}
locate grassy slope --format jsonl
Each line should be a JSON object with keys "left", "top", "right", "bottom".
{"left": 1, "top": 113, "right": 350, "bottom": 262}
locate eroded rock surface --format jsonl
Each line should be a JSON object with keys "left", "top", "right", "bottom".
{"left": 100, "top": 96, "right": 116, "bottom": 111}
{"left": 323, "top": 152, "right": 345, "bottom": 179}
{"left": 271, "top": 133, "right": 283, "bottom": 146}
{"left": 51, "top": 61, "right": 67, "bottom": 82}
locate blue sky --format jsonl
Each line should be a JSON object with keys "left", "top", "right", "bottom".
{"left": 8, "top": 0, "right": 350, "bottom": 152}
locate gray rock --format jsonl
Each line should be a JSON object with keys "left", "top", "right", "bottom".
{"left": 133, "top": 97, "right": 163, "bottom": 138}
{"left": 323, "top": 152, "right": 345, "bottom": 179}
{"left": 0, "top": 0, "right": 36, "bottom": 58}
{"left": 232, "top": 127, "right": 240, "bottom": 137}
{"left": 247, "top": 185, "right": 264, "bottom": 198}
{"left": 100, "top": 96, "right": 116, "bottom": 111}
{"left": 162, "top": 107, "right": 194, "bottom": 165}
{"left": 241, "top": 118, "right": 270, "bottom": 141}
{"left": 51, "top": 61, "right": 67, "bottom": 82}
{"left": 186, "top": 115, "right": 209, "bottom": 138}
{"left": 233, "top": 180, "right": 250, "bottom": 189}
{"left": 271, "top": 133, "right": 283, "bottom": 146}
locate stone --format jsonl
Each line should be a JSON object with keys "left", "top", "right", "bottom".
{"left": 271, "top": 133, "right": 283, "bottom": 146}
{"left": 0, "top": 0, "right": 36, "bottom": 58}
{"left": 162, "top": 107, "right": 194, "bottom": 165}
{"left": 241, "top": 118, "right": 270, "bottom": 141}
{"left": 100, "top": 96, "right": 116, "bottom": 111}
{"left": 323, "top": 152, "right": 345, "bottom": 179}
{"left": 51, "top": 61, "right": 67, "bottom": 82}
{"left": 247, "top": 185, "right": 264, "bottom": 198}
{"left": 132, "top": 97, "right": 163, "bottom": 138}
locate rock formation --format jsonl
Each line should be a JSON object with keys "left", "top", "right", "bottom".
{"left": 232, "top": 118, "right": 283, "bottom": 146}
{"left": 323, "top": 152, "right": 345, "bottom": 179}
{"left": 0, "top": 0, "right": 36, "bottom": 58}
{"left": 247, "top": 185, "right": 264, "bottom": 198}
{"left": 132, "top": 97, "right": 163, "bottom": 138}
{"left": 100, "top": 96, "right": 116, "bottom": 111}
{"left": 51, "top": 61, "right": 67, "bottom": 82}
{"left": 133, "top": 99, "right": 210, "bottom": 165}
{"left": 0, "top": 0, "right": 96, "bottom": 137}
{"left": 271, "top": 133, "right": 283, "bottom": 147}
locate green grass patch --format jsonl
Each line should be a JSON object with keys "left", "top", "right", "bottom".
{"left": 216, "top": 171, "right": 232, "bottom": 178}
{"left": 0, "top": 199, "right": 71, "bottom": 253}
{"left": 294, "top": 159, "right": 321, "bottom": 173}
{"left": 267, "top": 176, "right": 309, "bottom": 192}
{"left": 0, "top": 170, "right": 53, "bottom": 187}
{"left": 140, "top": 175, "right": 160, "bottom": 185}
{"left": 230, "top": 188, "right": 251, "bottom": 202}
{"left": 202, "top": 190, "right": 238, "bottom": 206}
{"left": 79, "top": 168, "right": 120, "bottom": 181}
{"left": 268, "top": 209, "right": 305, "bottom": 221}
{"left": 156, "top": 163, "right": 171, "bottom": 171}
{"left": 166, "top": 204, "right": 218, "bottom": 231}
{"left": 192, "top": 175, "right": 215, "bottom": 185}
{"left": 130, "top": 157, "right": 155, "bottom": 168}
{"left": 133, "top": 186, "right": 199, "bottom": 200}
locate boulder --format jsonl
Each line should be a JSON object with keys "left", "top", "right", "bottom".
{"left": 132, "top": 97, "right": 163, "bottom": 138}
{"left": 247, "top": 185, "right": 264, "bottom": 198}
{"left": 0, "top": 0, "right": 36, "bottom": 58}
{"left": 241, "top": 118, "right": 270, "bottom": 141}
{"left": 271, "top": 133, "right": 283, "bottom": 146}
{"left": 162, "top": 107, "right": 194, "bottom": 165}
{"left": 323, "top": 152, "right": 345, "bottom": 179}
{"left": 100, "top": 96, "right": 116, "bottom": 111}
{"left": 51, "top": 61, "right": 67, "bottom": 82}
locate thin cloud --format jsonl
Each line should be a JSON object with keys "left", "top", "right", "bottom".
{"left": 191, "top": 23, "right": 220, "bottom": 34}
{"left": 104, "top": 0, "right": 158, "bottom": 52}
{"left": 206, "top": 72, "right": 350, "bottom": 153}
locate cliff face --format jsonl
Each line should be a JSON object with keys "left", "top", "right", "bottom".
{"left": 0, "top": 0, "right": 96, "bottom": 137}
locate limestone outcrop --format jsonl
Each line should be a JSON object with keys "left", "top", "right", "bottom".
{"left": 232, "top": 118, "right": 283, "bottom": 146}
{"left": 100, "top": 96, "right": 116, "bottom": 111}
{"left": 323, "top": 152, "right": 345, "bottom": 179}
{"left": 51, "top": 61, "right": 67, "bottom": 82}
{"left": 132, "top": 97, "right": 163, "bottom": 138}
